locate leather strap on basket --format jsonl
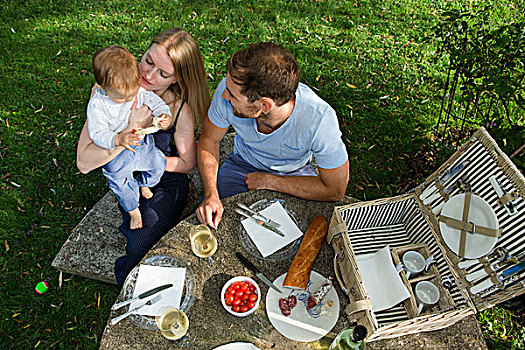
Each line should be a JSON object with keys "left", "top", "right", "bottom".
{"left": 497, "top": 191, "right": 519, "bottom": 207}
{"left": 438, "top": 215, "right": 502, "bottom": 238}
{"left": 345, "top": 299, "right": 373, "bottom": 317}
{"left": 480, "top": 258, "right": 501, "bottom": 286}
{"left": 438, "top": 192, "right": 501, "bottom": 257}
{"left": 435, "top": 178, "right": 450, "bottom": 202}
{"left": 327, "top": 223, "right": 347, "bottom": 244}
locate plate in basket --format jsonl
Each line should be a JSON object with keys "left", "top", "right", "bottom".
{"left": 238, "top": 199, "right": 305, "bottom": 261}
{"left": 121, "top": 255, "right": 196, "bottom": 330}
{"left": 440, "top": 193, "right": 499, "bottom": 259}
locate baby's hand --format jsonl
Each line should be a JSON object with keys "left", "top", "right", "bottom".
{"left": 115, "top": 130, "right": 141, "bottom": 152}
{"left": 157, "top": 113, "right": 172, "bottom": 130}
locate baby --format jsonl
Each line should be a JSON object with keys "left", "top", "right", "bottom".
{"left": 87, "top": 45, "right": 172, "bottom": 229}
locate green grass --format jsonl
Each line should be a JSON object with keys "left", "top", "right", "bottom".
{"left": 1, "top": 0, "right": 523, "bottom": 348}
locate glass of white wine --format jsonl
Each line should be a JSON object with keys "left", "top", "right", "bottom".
{"left": 189, "top": 224, "right": 218, "bottom": 266}
{"left": 155, "top": 306, "right": 189, "bottom": 340}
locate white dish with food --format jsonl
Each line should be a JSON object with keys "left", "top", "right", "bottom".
{"left": 265, "top": 271, "right": 339, "bottom": 342}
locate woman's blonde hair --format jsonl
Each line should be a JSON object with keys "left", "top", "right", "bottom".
{"left": 150, "top": 28, "right": 211, "bottom": 128}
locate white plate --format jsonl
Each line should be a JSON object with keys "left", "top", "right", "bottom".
{"left": 265, "top": 271, "right": 339, "bottom": 342}
{"left": 212, "top": 343, "right": 260, "bottom": 350}
{"left": 440, "top": 193, "right": 499, "bottom": 259}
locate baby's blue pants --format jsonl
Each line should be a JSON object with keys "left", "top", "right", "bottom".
{"left": 103, "top": 135, "right": 166, "bottom": 212}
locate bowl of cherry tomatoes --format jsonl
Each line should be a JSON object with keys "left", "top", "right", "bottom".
{"left": 221, "top": 276, "right": 260, "bottom": 317}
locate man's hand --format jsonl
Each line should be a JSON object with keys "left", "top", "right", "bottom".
{"left": 245, "top": 172, "right": 273, "bottom": 191}
{"left": 195, "top": 195, "right": 223, "bottom": 229}
{"left": 115, "top": 130, "right": 141, "bottom": 152}
{"left": 244, "top": 160, "right": 349, "bottom": 202}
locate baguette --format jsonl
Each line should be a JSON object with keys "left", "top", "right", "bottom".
{"left": 283, "top": 215, "right": 328, "bottom": 289}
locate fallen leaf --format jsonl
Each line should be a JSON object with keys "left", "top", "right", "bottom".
{"left": 6, "top": 119, "right": 9, "bottom": 128}
{"left": 346, "top": 83, "right": 357, "bottom": 88}
{"left": 10, "top": 181, "right": 21, "bottom": 187}
{"left": 11, "top": 28, "right": 16, "bottom": 33}
{"left": 58, "top": 271, "right": 62, "bottom": 290}
{"left": 56, "top": 50, "right": 61, "bottom": 56}
{"left": 4, "top": 240, "right": 9, "bottom": 252}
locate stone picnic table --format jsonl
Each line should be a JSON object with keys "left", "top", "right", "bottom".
{"left": 97, "top": 190, "right": 488, "bottom": 350}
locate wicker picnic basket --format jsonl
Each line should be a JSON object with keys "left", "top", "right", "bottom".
{"left": 328, "top": 127, "right": 525, "bottom": 341}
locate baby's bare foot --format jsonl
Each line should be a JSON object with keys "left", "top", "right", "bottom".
{"left": 129, "top": 208, "right": 143, "bottom": 230}
{"left": 140, "top": 187, "right": 153, "bottom": 199}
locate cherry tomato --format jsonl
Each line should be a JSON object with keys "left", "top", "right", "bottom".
{"left": 235, "top": 290, "right": 244, "bottom": 298}
{"left": 233, "top": 298, "right": 242, "bottom": 306}
{"left": 247, "top": 301, "right": 255, "bottom": 308}
{"left": 226, "top": 294, "right": 234, "bottom": 304}
{"left": 248, "top": 285, "right": 256, "bottom": 292}
{"left": 241, "top": 293, "right": 250, "bottom": 300}
{"left": 241, "top": 284, "right": 249, "bottom": 292}
{"left": 240, "top": 305, "right": 249, "bottom": 313}
{"left": 232, "top": 305, "right": 240, "bottom": 312}
{"left": 229, "top": 288, "right": 236, "bottom": 295}
{"left": 232, "top": 282, "right": 241, "bottom": 290}
{"left": 249, "top": 293, "right": 258, "bottom": 302}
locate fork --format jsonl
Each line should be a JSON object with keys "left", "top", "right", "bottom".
{"left": 110, "top": 294, "right": 162, "bottom": 326}
{"left": 237, "top": 203, "right": 281, "bottom": 228}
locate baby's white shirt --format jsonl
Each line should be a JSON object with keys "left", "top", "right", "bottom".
{"left": 87, "top": 87, "right": 171, "bottom": 149}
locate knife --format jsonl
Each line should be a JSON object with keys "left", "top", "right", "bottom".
{"left": 235, "top": 208, "right": 286, "bottom": 237}
{"left": 235, "top": 252, "right": 282, "bottom": 293}
{"left": 110, "top": 294, "right": 163, "bottom": 325}
{"left": 423, "top": 181, "right": 458, "bottom": 205}
{"left": 111, "top": 283, "right": 173, "bottom": 310}
{"left": 237, "top": 202, "right": 281, "bottom": 229}
{"left": 420, "top": 159, "right": 470, "bottom": 202}
{"left": 469, "top": 254, "right": 525, "bottom": 294}
{"left": 489, "top": 176, "right": 518, "bottom": 216}
{"left": 470, "top": 261, "right": 525, "bottom": 295}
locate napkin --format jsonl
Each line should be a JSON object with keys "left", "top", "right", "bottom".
{"left": 241, "top": 202, "right": 303, "bottom": 257}
{"left": 355, "top": 245, "right": 410, "bottom": 312}
{"left": 129, "top": 265, "right": 186, "bottom": 316}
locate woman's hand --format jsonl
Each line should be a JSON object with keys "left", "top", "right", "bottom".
{"left": 129, "top": 97, "right": 153, "bottom": 130}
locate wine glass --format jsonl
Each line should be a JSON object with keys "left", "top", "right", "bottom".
{"left": 189, "top": 224, "right": 218, "bottom": 267}
{"left": 155, "top": 306, "right": 189, "bottom": 340}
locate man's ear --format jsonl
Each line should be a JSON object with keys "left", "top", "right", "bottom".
{"left": 260, "top": 98, "right": 273, "bottom": 114}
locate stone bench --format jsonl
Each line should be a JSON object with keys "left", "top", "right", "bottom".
{"left": 52, "top": 133, "right": 235, "bottom": 284}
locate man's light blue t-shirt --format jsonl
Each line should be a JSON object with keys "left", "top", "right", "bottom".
{"left": 208, "top": 78, "right": 348, "bottom": 173}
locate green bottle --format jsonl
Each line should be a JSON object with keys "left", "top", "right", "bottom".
{"left": 329, "top": 325, "right": 368, "bottom": 350}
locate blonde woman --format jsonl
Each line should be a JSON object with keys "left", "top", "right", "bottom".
{"left": 77, "top": 28, "right": 211, "bottom": 286}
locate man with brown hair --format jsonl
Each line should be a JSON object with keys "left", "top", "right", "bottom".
{"left": 196, "top": 43, "right": 349, "bottom": 228}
